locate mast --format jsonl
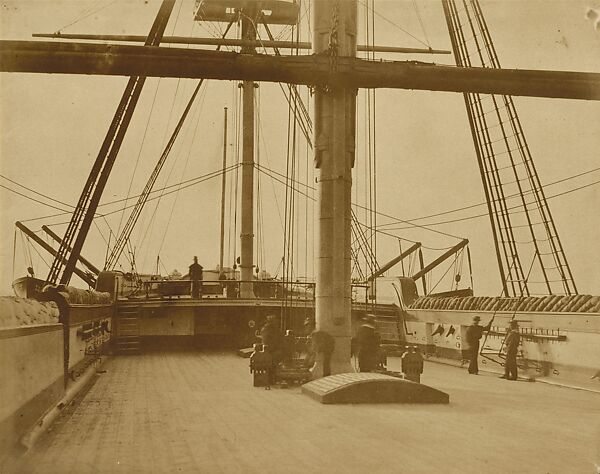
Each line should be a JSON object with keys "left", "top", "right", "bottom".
{"left": 192, "top": 1, "right": 299, "bottom": 295}
{"left": 313, "top": 0, "right": 357, "bottom": 375}
{"left": 239, "top": 8, "right": 257, "bottom": 298}
{"left": 219, "top": 107, "right": 228, "bottom": 273}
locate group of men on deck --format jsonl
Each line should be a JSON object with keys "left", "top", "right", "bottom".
{"left": 257, "top": 311, "right": 521, "bottom": 381}
{"left": 257, "top": 313, "right": 386, "bottom": 381}
{"left": 466, "top": 315, "right": 521, "bottom": 380}
{"left": 187, "top": 254, "right": 520, "bottom": 382}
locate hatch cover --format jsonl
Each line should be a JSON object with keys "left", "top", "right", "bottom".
{"left": 301, "top": 373, "right": 449, "bottom": 404}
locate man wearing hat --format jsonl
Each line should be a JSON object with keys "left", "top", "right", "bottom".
{"left": 465, "top": 315, "right": 492, "bottom": 375}
{"left": 355, "top": 315, "right": 381, "bottom": 372}
{"left": 501, "top": 320, "right": 520, "bottom": 380}
{"left": 188, "top": 256, "right": 203, "bottom": 299}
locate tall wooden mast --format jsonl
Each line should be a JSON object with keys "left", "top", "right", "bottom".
{"left": 239, "top": 6, "right": 257, "bottom": 297}
{"left": 313, "top": 0, "right": 357, "bottom": 374}
{"left": 194, "top": 0, "right": 300, "bottom": 296}
{"left": 219, "top": 107, "right": 228, "bottom": 274}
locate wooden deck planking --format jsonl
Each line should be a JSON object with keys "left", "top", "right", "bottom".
{"left": 4, "top": 351, "right": 599, "bottom": 474}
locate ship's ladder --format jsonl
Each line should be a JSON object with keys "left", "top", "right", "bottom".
{"left": 115, "top": 305, "right": 141, "bottom": 355}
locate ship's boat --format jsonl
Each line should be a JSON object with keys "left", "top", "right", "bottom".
{"left": 11, "top": 276, "right": 45, "bottom": 299}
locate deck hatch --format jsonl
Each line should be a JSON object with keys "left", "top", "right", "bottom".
{"left": 302, "top": 372, "right": 449, "bottom": 404}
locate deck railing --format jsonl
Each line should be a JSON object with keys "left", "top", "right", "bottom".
{"left": 118, "top": 279, "right": 371, "bottom": 304}
{"left": 131, "top": 279, "right": 316, "bottom": 301}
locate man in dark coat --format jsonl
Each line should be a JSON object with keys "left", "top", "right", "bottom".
{"left": 501, "top": 320, "right": 520, "bottom": 380}
{"left": 302, "top": 318, "right": 335, "bottom": 378}
{"left": 356, "top": 316, "right": 381, "bottom": 372}
{"left": 465, "top": 315, "right": 492, "bottom": 375}
{"left": 188, "top": 256, "right": 203, "bottom": 298}
{"left": 309, "top": 330, "right": 335, "bottom": 378}
{"left": 260, "top": 315, "right": 284, "bottom": 381}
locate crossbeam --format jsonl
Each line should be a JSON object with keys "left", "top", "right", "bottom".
{"left": 411, "top": 239, "right": 469, "bottom": 282}
{"left": 41, "top": 225, "right": 100, "bottom": 276}
{"left": 1, "top": 40, "right": 599, "bottom": 100}
{"left": 31, "top": 33, "right": 451, "bottom": 55}
{"left": 16, "top": 222, "right": 96, "bottom": 287}
{"left": 367, "top": 242, "right": 421, "bottom": 282}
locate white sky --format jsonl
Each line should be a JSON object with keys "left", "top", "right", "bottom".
{"left": 1, "top": 0, "right": 599, "bottom": 297}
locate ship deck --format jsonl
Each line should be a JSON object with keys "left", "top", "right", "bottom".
{"left": 6, "top": 351, "right": 600, "bottom": 474}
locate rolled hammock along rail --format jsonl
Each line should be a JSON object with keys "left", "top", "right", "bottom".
{"left": 408, "top": 294, "right": 600, "bottom": 313}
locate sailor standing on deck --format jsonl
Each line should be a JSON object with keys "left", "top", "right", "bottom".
{"left": 260, "top": 315, "right": 284, "bottom": 378}
{"left": 189, "top": 256, "right": 203, "bottom": 299}
{"left": 355, "top": 315, "right": 381, "bottom": 372}
{"left": 500, "top": 320, "right": 520, "bottom": 380}
{"left": 465, "top": 316, "right": 492, "bottom": 375}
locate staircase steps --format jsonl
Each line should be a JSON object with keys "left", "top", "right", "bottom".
{"left": 115, "top": 307, "right": 141, "bottom": 355}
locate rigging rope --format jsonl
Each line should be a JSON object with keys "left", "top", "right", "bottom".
{"left": 54, "top": 0, "right": 119, "bottom": 34}
{"left": 257, "top": 20, "right": 313, "bottom": 147}
{"left": 378, "top": 166, "right": 600, "bottom": 224}
{"left": 113, "top": 77, "right": 162, "bottom": 244}
{"left": 256, "top": 162, "right": 462, "bottom": 249}
{"left": 412, "top": 0, "right": 431, "bottom": 48}
{"left": 254, "top": 88, "right": 265, "bottom": 275}
{"left": 12, "top": 229, "right": 17, "bottom": 281}
{"left": 22, "top": 152, "right": 578, "bottom": 264}
{"left": 107, "top": 80, "right": 205, "bottom": 270}
{"left": 107, "top": 19, "right": 235, "bottom": 271}
{"left": 232, "top": 83, "right": 242, "bottom": 270}
{"left": 14, "top": 165, "right": 600, "bottom": 226}
{"left": 0, "top": 184, "right": 71, "bottom": 214}
{"left": 0, "top": 175, "right": 74, "bottom": 210}
{"left": 255, "top": 106, "right": 285, "bottom": 232}
{"left": 282, "top": 58, "right": 298, "bottom": 326}
{"left": 227, "top": 81, "right": 240, "bottom": 268}
{"left": 28, "top": 237, "right": 51, "bottom": 273}
{"left": 43, "top": 165, "right": 240, "bottom": 229}
{"left": 154, "top": 82, "right": 208, "bottom": 262}
{"left": 46, "top": 0, "right": 175, "bottom": 286}
{"left": 19, "top": 231, "right": 33, "bottom": 270}
{"left": 383, "top": 179, "right": 600, "bottom": 230}
{"left": 356, "top": 0, "right": 431, "bottom": 48}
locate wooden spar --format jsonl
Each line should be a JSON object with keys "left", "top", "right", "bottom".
{"left": 46, "top": 1, "right": 176, "bottom": 286}
{"left": 2, "top": 40, "right": 599, "bottom": 100}
{"left": 411, "top": 239, "right": 469, "bottom": 282}
{"left": 219, "top": 107, "right": 228, "bottom": 275}
{"left": 16, "top": 222, "right": 96, "bottom": 287}
{"left": 31, "top": 33, "right": 451, "bottom": 55}
{"left": 41, "top": 225, "right": 100, "bottom": 276}
{"left": 418, "top": 247, "right": 427, "bottom": 295}
{"left": 367, "top": 242, "right": 422, "bottom": 282}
